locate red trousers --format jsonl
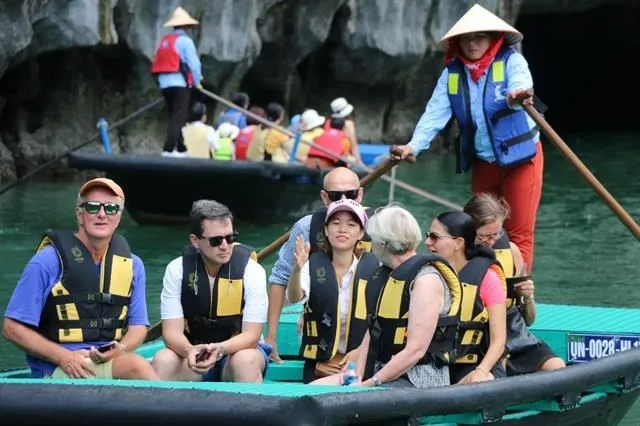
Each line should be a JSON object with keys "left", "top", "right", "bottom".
{"left": 471, "top": 143, "right": 544, "bottom": 271}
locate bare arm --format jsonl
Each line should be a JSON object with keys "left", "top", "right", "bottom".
{"left": 510, "top": 242, "right": 525, "bottom": 276}
{"left": 162, "top": 318, "right": 194, "bottom": 359}
{"left": 266, "top": 284, "right": 286, "bottom": 342}
{"left": 286, "top": 266, "right": 304, "bottom": 303}
{"left": 120, "top": 325, "right": 147, "bottom": 352}
{"left": 3, "top": 318, "right": 69, "bottom": 366}
{"left": 345, "top": 120, "right": 361, "bottom": 162}
{"left": 362, "top": 274, "right": 444, "bottom": 385}
{"left": 479, "top": 302, "right": 507, "bottom": 375}
{"left": 219, "top": 322, "right": 262, "bottom": 355}
{"left": 510, "top": 242, "right": 536, "bottom": 325}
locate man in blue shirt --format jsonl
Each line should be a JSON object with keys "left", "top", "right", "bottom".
{"left": 2, "top": 178, "right": 158, "bottom": 380}
{"left": 151, "top": 7, "right": 203, "bottom": 157}
{"left": 215, "top": 92, "right": 250, "bottom": 129}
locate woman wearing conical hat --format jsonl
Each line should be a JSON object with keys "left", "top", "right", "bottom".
{"left": 151, "top": 7, "right": 203, "bottom": 157}
{"left": 392, "top": 4, "right": 543, "bottom": 273}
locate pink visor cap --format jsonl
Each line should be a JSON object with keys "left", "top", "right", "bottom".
{"left": 325, "top": 199, "right": 368, "bottom": 227}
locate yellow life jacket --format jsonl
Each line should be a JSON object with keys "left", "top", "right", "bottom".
{"left": 456, "top": 253, "right": 507, "bottom": 364}
{"left": 37, "top": 231, "right": 133, "bottom": 343}
{"left": 492, "top": 230, "right": 518, "bottom": 308}
{"left": 371, "top": 253, "right": 462, "bottom": 367}
{"left": 180, "top": 243, "right": 257, "bottom": 344}
{"left": 183, "top": 122, "right": 212, "bottom": 159}
{"left": 301, "top": 251, "right": 380, "bottom": 361}
{"left": 308, "top": 206, "right": 375, "bottom": 255}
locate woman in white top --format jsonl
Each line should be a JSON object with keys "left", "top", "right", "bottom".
{"left": 287, "top": 199, "right": 380, "bottom": 384}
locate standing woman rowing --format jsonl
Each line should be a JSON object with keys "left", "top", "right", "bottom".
{"left": 393, "top": 4, "right": 543, "bottom": 272}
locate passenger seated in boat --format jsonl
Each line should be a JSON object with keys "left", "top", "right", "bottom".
{"left": 2, "top": 178, "right": 159, "bottom": 380}
{"left": 151, "top": 200, "right": 269, "bottom": 383}
{"left": 215, "top": 92, "right": 249, "bottom": 129}
{"left": 345, "top": 205, "right": 462, "bottom": 388}
{"left": 182, "top": 102, "right": 218, "bottom": 159}
{"left": 463, "top": 193, "right": 565, "bottom": 375}
{"left": 235, "top": 106, "right": 266, "bottom": 161}
{"left": 286, "top": 199, "right": 380, "bottom": 384}
{"left": 425, "top": 211, "right": 507, "bottom": 384}
{"left": 327, "top": 97, "right": 362, "bottom": 164}
{"left": 213, "top": 123, "right": 239, "bottom": 161}
{"left": 266, "top": 167, "right": 374, "bottom": 363}
{"left": 295, "top": 109, "right": 326, "bottom": 163}
{"left": 246, "top": 102, "right": 291, "bottom": 163}
{"left": 305, "top": 118, "right": 351, "bottom": 169}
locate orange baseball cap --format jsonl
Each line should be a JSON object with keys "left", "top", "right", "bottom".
{"left": 78, "top": 178, "right": 125, "bottom": 201}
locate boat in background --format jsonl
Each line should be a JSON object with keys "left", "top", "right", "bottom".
{"left": 1, "top": 303, "right": 640, "bottom": 425}
{"left": 67, "top": 144, "right": 388, "bottom": 226}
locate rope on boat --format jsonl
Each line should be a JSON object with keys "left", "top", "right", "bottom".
{"left": 198, "top": 86, "right": 462, "bottom": 211}
{"left": 0, "top": 98, "right": 165, "bottom": 197}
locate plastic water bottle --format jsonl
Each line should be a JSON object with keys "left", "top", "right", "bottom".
{"left": 342, "top": 362, "right": 359, "bottom": 386}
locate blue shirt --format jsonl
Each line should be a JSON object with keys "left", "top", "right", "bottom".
{"left": 157, "top": 30, "right": 202, "bottom": 89}
{"left": 268, "top": 214, "right": 312, "bottom": 286}
{"left": 215, "top": 108, "right": 247, "bottom": 129}
{"left": 407, "top": 51, "right": 538, "bottom": 162}
{"left": 3, "top": 246, "right": 150, "bottom": 377}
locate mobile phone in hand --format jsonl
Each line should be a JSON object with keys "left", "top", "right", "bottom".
{"left": 97, "top": 342, "right": 117, "bottom": 353}
{"left": 195, "top": 348, "right": 209, "bottom": 363}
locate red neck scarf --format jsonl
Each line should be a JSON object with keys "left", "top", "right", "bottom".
{"left": 444, "top": 34, "right": 505, "bottom": 82}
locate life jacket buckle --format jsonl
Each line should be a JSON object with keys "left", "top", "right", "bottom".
{"left": 100, "top": 293, "right": 113, "bottom": 304}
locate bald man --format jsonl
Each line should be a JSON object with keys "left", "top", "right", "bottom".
{"left": 265, "top": 167, "right": 369, "bottom": 363}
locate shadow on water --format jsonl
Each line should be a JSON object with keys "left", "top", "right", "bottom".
{"left": 0, "top": 134, "right": 639, "bottom": 423}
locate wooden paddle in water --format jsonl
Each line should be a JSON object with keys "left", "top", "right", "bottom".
{"left": 142, "top": 155, "right": 416, "bottom": 343}
{"left": 517, "top": 90, "right": 640, "bottom": 240}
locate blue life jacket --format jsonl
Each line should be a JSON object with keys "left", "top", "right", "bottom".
{"left": 447, "top": 47, "right": 538, "bottom": 173}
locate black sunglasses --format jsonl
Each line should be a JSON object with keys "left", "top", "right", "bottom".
{"left": 80, "top": 201, "right": 121, "bottom": 216}
{"left": 200, "top": 232, "right": 238, "bottom": 247}
{"left": 425, "top": 232, "right": 456, "bottom": 242}
{"left": 325, "top": 189, "right": 359, "bottom": 202}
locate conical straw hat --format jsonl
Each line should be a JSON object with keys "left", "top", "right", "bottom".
{"left": 164, "top": 7, "right": 199, "bottom": 28}
{"left": 437, "top": 4, "right": 522, "bottom": 52}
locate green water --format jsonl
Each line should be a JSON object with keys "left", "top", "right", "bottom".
{"left": 1, "top": 134, "right": 639, "bottom": 423}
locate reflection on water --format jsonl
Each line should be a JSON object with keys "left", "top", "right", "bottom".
{"left": 0, "top": 134, "right": 638, "bottom": 423}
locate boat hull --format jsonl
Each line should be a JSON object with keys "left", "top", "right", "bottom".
{"left": 68, "top": 152, "right": 334, "bottom": 225}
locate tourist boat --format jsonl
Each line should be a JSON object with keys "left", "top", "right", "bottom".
{"left": 1, "top": 303, "right": 639, "bottom": 425}
{"left": 66, "top": 144, "right": 386, "bottom": 226}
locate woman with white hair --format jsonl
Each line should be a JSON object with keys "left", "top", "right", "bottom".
{"left": 348, "top": 205, "right": 462, "bottom": 388}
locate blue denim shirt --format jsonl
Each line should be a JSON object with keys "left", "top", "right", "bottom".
{"left": 407, "top": 51, "right": 538, "bottom": 162}
{"left": 156, "top": 30, "right": 202, "bottom": 89}
{"left": 268, "top": 214, "right": 312, "bottom": 286}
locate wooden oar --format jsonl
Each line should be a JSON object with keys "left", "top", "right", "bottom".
{"left": 520, "top": 92, "right": 640, "bottom": 240}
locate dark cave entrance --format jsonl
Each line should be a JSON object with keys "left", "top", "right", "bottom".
{"left": 516, "top": 4, "right": 640, "bottom": 133}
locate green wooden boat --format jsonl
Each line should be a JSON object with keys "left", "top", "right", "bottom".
{"left": 1, "top": 303, "right": 640, "bottom": 425}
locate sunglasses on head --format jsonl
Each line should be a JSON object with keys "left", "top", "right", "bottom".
{"left": 325, "top": 189, "right": 359, "bottom": 202}
{"left": 200, "top": 232, "right": 238, "bottom": 247}
{"left": 80, "top": 201, "right": 121, "bottom": 216}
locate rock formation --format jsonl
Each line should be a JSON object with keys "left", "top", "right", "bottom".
{"left": 0, "top": 0, "right": 628, "bottom": 184}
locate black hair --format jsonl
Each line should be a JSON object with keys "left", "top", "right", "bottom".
{"left": 435, "top": 211, "right": 494, "bottom": 260}
{"left": 232, "top": 92, "right": 250, "bottom": 108}
{"left": 188, "top": 102, "right": 207, "bottom": 123}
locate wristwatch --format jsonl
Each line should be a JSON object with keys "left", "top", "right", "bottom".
{"left": 371, "top": 375, "right": 383, "bottom": 387}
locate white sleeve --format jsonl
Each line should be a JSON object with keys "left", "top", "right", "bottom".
{"left": 207, "top": 126, "right": 218, "bottom": 149}
{"left": 288, "top": 260, "right": 310, "bottom": 305}
{"left": 241, "top": 259, "right": 268, "bottom": 323}
{"left": 160, "top": 257, "right": 185, "bottom": 320}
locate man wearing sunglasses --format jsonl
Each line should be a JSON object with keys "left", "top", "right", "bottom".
{"left": 3, "top": 178, "right": 158, "bottom": 381}
{"left": 266, "top": 166, "right": 372, "bottom": 363}
{"left": 152, "top": 200, "right": 270, "bottom": 383}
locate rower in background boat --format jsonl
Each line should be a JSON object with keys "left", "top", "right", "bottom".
{"left": 151, "top": 200, "right": 270, "bottom": 383}
{"left": 326, "top": 97, "right": 362, "bottom": 164}
{"left": 182, "top": 102, "right": 218, "bottom": 159}
{"left": 151, "top": 7, "right": 202, "bottom": 157}
{"left": 266, "top": 167, "right": 373, "bottom": 364}
{"left": 213, "top": 123, "right": 239, "bottom": 161}
{"left": 425, "top": 211, "right": 508, "bottom": 384}
{"left": 463, "top": 193, "right": 566, "bottom": 375}
{"left": 286, "top": 200, "right": 380, "bottom": 384}
{"left": 215, "top": 92, "right": 250, "bottom": 129}
{"left": 2, "top": 178, "right": 159, "bottom": 381}
{"left": 235, "top": 106, "right": 266, "bottom": 161}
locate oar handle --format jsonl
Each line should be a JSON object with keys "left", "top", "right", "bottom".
{"left": 522, "top": 100, "right": 640, "bottom": 240}
{"left": 256, "top": 232, "right": 291, "bottom": 262}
